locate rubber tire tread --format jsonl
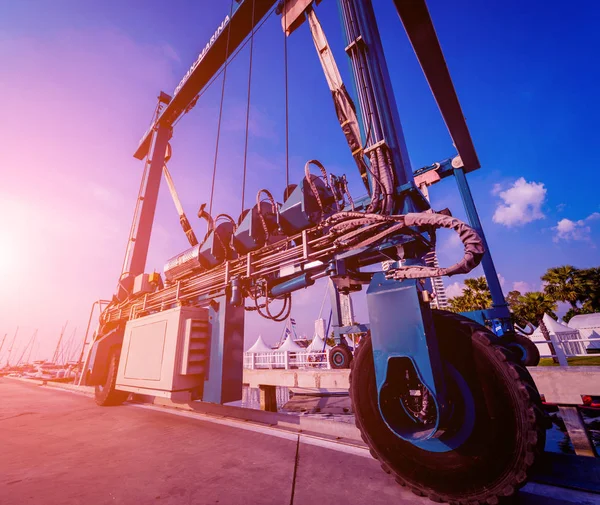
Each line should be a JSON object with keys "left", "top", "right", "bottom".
{"left": 349, "top": 309, "right": 547, "bottom": 505}
{"left": 329, "top": 344, "right": 353, "bottom": 369}
{"left": 94, "top": 349, "right": 130, "bottom": 406}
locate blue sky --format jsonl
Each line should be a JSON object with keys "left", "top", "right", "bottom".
{"left": 1, "top": 1, "right": 599, "bottom": 358}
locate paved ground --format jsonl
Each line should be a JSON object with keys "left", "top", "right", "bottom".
{"left": 1, "top": 378, "right": 598, "bottom": 505}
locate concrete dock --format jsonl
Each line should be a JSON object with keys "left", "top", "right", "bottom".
{"left": 1, "top": 378, "right": 599, "bottom": 505}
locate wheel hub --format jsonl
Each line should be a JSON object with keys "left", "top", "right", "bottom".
{"left": 379, "top": 359, "right": 475, "bottom": 450}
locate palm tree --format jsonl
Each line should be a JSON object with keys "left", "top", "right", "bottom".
{"left": 579, "top": 267, "right": 600, "bottom": 313}
{"left": 512, "top": 292, "right": 557, "bottom": 323}
{"left": 541, "top": 265, "right": 583, "bottom": 310}
{"left": 448, "top": 276, "right": 492, "bottom": 313}
{"left": 505, "top": 290, "right": 521, "bottom": 309}
{"left": 512, "top": 291, "right": 558, "bottom": 362}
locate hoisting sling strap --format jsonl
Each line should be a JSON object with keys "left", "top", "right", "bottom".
{"left": 162, "top": 164, "right": 199, "bottom": 247}
{"left": 306, "top": 8, "right": 370, "bottom": 192}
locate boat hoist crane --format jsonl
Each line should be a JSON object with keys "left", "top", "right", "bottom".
{"left": 83, "top": 1, "right": 548, "bottom": 503}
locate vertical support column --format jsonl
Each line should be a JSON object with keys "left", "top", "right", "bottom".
{"left": 339, "top": 293, "right": 354, "bottom": 326}
{"left": 203, "top": 294, "right": 245, "bottom": 404}
{"left": 126, "top": 123, "right": 173, "bottom": 280}
{"left": 338, "top": 0, "right": 412, "bottom": 185}
{"left": 454, "top": 167, "right": 508, "bottom": 315}
{"left": 328, "top": 280, "right": 344, "bottom": 346}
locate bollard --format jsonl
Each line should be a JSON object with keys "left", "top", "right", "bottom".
{"left": 259, "top": 385, "right": 278, "bottom": 412}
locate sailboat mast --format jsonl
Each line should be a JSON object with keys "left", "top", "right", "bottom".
{"left": 16, "top": 330, "right": 37, "bottom": 366}
{"left": 26, "top": 330, "right": 38, "bottom": 364}
{"left": 6, "top": 326, "right": 19, "bottom": 367}
{"left": 52, "top": 321, "right": 68, "bottom": 364}
{"left": 0, "top": 333, "right": 7, "bottom": 360}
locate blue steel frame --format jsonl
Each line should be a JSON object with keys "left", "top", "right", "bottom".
{"left": 413, "top": 158, "right": 513, "bottom": 334}
{"left": 110, "top": 0, "right": 507, "bottom": 442}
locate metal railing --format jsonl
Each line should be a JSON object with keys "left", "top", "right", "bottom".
{"left": 243, "top": 350, "right": 331, "bottom": 370}
{"left": 530, "top": 332, "right": 600, "bottom": 365}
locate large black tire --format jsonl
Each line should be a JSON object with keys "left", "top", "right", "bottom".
{"left": 350, "top": 310, "right": 546, "bottom": 505}
{"left": 504, "top": 333, "right": 541, "bottom": 366}
{"left": 329, "top": 345, "right": 353, "bottom": 369}
{"left": 94, "top": 349, "right": 130, "bottom": 406}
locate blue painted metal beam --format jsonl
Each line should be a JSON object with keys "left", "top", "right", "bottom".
{"left": 203, "top": 295, "right": 245, "bottom": 404}
{"left": 454, "top": 167, "right": 509, "bottom": 316}
{"left": 392, "top": 0, "right": 480, "bottom": 173}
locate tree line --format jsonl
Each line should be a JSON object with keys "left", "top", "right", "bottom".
{"left": 448, "top": 265, "right": 600, "bottom": 324}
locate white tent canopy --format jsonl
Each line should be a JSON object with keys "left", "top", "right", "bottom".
{"left": 568, "top": 313, "right": 600, "bottom": 351}
{"left": 307, "top": 334, "right": 331, "bottom": 352}
{"left": 276, "top": 334, "right": 304, "bottom": 352}
{"left": 568, "top": 313, "right": 600, "bottom": 329}
{"left": 246, "top": 335, "right": 272, "bottom": 353}
{"left": 530, "top": 313, "right": 583, "bottom": 356}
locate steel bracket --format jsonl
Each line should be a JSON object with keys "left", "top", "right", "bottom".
{"left": 366, "top": 273, "right": 448, "bottom": 441}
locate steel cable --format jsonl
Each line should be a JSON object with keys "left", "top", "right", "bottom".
{"left": 209, "top": 0, "right": 236, "bottom": 216}
{"left": 241, "top": 0, "right": 256, "bottom": 213}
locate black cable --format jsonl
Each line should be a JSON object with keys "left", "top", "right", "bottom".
{"left": 209, "top": 0, "right": 236, "bottom": 216}
{"left": 253, "top": 277, "right": 292, "bottom": 322}
{"left": 241, "top": 0, "right": 256, "bottom": 214}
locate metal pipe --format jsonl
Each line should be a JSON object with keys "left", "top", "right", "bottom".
{"left": 270, "top": 273, "right": 315, "bottom": 297}
{"left": 338, "top": 0, "right": 413, "bottom": 189}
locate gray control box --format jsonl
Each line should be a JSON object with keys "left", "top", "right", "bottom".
{"left": 116, "top": 306, "right": 209, "bottom": 400}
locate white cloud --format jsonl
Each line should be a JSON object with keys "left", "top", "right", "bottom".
{"left": 497, "top": 273, "right": 506, "bottom": 287}
{"left": 553, "top": 212, "right": 600, "bottom": 242}
{"left": 442, "top": 232, "right": 462, "bottom": 250}
{"left": 513, "top": 281, "right": 530, "bottom": 293}
{"left": 492, "top": 178, "right": 546, "bottom": 227}
{"left": 445, "top": 281, "right": 465, "bottom": 299}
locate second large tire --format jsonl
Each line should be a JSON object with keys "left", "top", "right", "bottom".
{"left": 329, "top": 344, "right": 353, "bottom": 369}
{"left": 350, "top": 310, "right": 546, "bottom": 504}
{"left": 504, "top": 333, "right": 541, "bottom": 366}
